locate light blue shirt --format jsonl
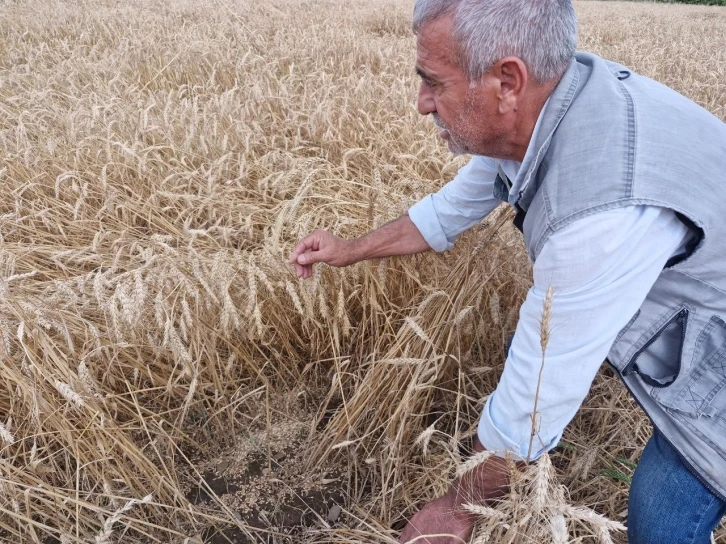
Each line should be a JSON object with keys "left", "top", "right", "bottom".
{"left": 408, "top": 148, "right": 692, "bottom": 459}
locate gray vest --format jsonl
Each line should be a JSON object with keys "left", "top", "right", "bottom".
{"left": 496, "top": 52, "right": 726, "bottom": 499}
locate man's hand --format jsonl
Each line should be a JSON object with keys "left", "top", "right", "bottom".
{"left": 399, "top": 445, "right": 513, "bottom": 544}
{"left": 398, "top": 489, "right": 477, "bottom": 544}
{"left": 288, "top": 230, "right": 358, "bottom": 279}
{"left": 288, "top": 215, "right": 431, "bottom": 279}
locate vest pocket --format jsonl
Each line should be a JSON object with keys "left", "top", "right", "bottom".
{"left": 623, "top": 307, "right": 688, "bottom": 388}
{"left": 665, "top": 316, "right": 726, "bottom": 419}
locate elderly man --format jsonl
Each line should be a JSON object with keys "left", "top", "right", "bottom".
{"left": 288, "top": 0, "right": 726, "bottom": 542}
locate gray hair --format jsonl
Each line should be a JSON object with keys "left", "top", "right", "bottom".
{"left": 413, "top": 0, "right": 577, "bottom": 83}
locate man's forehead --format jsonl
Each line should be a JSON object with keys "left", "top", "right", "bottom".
{"left": 415, "top": 14, "right": 457, "bottom": 67}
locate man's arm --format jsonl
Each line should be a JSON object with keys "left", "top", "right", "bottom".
{"left": 288, "top": 214, "right": 429, "bottom": 279}
{"left": 399, "top": 436, "right": 514, "bottom": 544}
{"left": 289, "top": 156, "right": 501, "bottom": 278}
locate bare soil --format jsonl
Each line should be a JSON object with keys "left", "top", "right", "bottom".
{"left": 188, "top": 419, "right": 347, "bottom": 543}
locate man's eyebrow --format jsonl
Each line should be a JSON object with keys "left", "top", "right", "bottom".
{"left": 415, "top": 67, "right": 435, "bottom": 82}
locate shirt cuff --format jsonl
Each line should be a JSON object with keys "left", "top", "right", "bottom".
{"left": 477, "top": 393, "right": 561, "bottom": 461}
{"left": 408, "top": 196, "right": 453, "bottom": 252}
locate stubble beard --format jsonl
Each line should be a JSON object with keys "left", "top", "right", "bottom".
{"left": 432, "top": 113, "right": 471, "bottom": 155}
{"left": 432, "top": 90, "right": 485, "bottom": 156}
{"left": 432, "top": 89, "right": 511, "bottom": 159}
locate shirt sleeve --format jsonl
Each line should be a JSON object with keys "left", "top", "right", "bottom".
{"left": 408, "top": 156, "right": 502, "bottom": 252}
{"left": 477, "top": 205, "right": 692, "bottom": 459}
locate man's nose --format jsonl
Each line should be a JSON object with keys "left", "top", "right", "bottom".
{"left": 417, "top": 83, "right": 435, "bottom": 116}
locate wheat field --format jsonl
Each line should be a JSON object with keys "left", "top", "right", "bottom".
{"left": 0, "top": 0, "right": 724, "bottom": 542}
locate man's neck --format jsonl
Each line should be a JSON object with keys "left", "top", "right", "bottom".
{"left": 509, "top": 85, "right": 555, "bottom": 162}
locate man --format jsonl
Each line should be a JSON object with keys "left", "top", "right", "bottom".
{"left": 288, "top": 0, "right": 726, "bottom": 542}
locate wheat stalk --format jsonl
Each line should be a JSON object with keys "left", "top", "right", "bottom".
{"left": 527, "top": 285, "right": 554, "bottom": 462}
{"left": 461, "top": 503, "right": 507, "bottom": 520}
{"left": 95, "top": 494, "right": 153, "bottom": 544}
{"left": 455, "top": 450, "right": 494, "bottom": 479}
{"left": 54, "top": 381, "right": 85, "bottom": 409}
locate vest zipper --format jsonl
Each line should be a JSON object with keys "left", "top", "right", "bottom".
{"left": 622, "top": 308, "right": 688, "bottom": 378}
{"left": 614, "top": 372, "right": 726, "bottom": 502}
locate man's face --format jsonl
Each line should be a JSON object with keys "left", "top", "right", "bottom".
{"left": 415, "top": 15, "right": 507, "bottom": 157}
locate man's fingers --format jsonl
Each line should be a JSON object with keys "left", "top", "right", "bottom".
{"left": 292, "top": 261, "right": 314, "bottom": 279}
{"left": 288, "top": 240, "right": 311, "bottom": 264}
{"left": 297, "top": 246, "right": 328, "bottom": 266}
{"left": 288, "top": 230, "right": 340, "bottom": 278}
{"left": 299, "top": 264, "right": 311, "bottom": 279}
{"left": 288, "top": 233, "right": 321, "bottom": 264}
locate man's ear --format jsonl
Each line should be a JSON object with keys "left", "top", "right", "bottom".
{"left": 492, "top": 56, "right": 528, "bottom": 114}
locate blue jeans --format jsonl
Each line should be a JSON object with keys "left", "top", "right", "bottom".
{"left": 628, "top": 429, "right": 726, "bottom": 544}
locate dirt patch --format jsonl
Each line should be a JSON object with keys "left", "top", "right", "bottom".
{"left": 188, "top": 419, "right": 347, "bottom": 543}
